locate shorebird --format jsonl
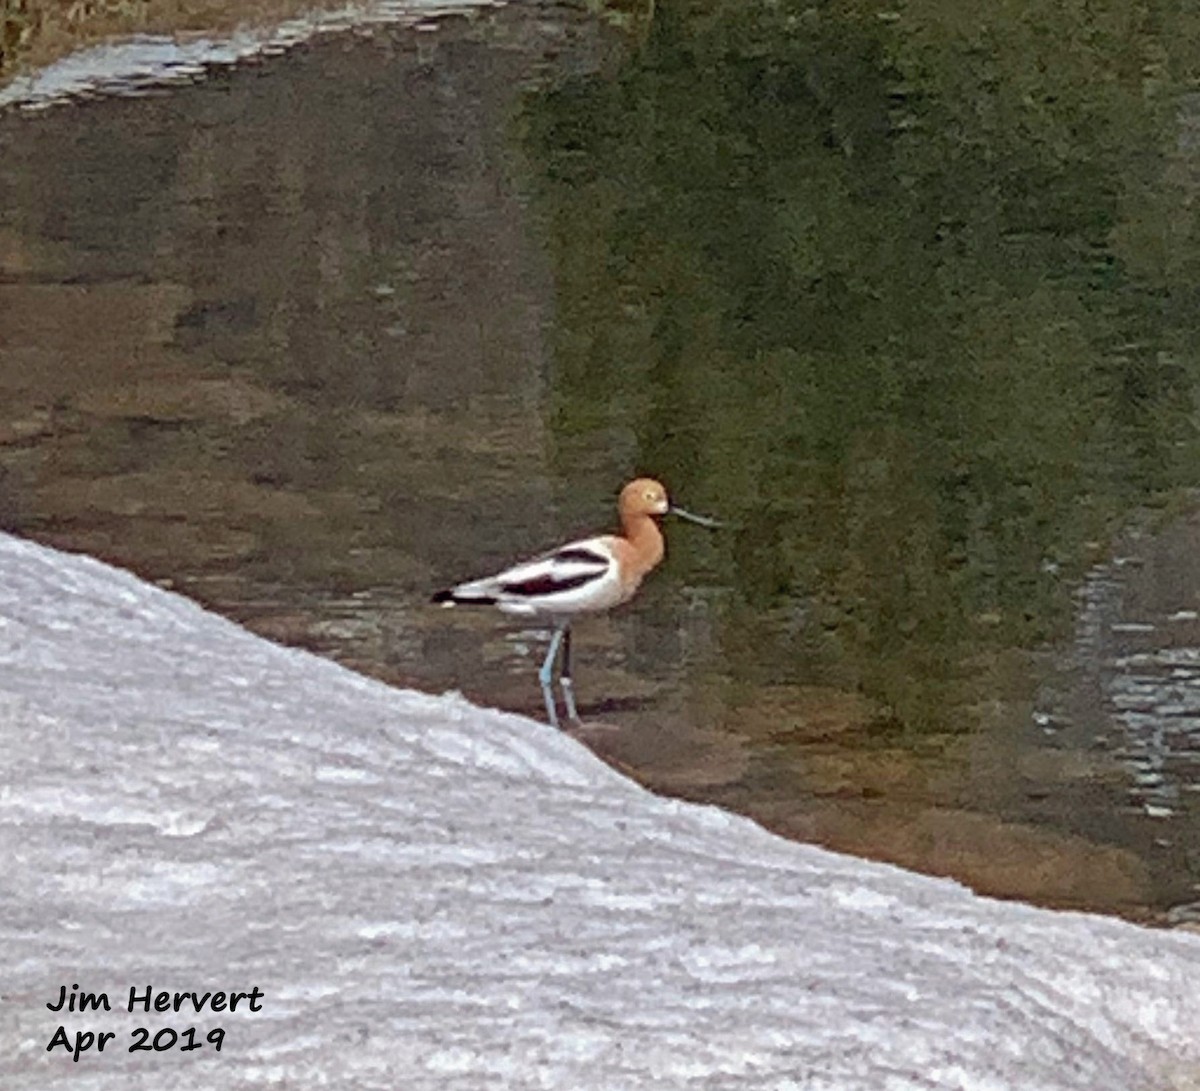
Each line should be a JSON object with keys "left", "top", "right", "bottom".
{"left": 433, "top": 478, "right": 720, "bottom": 727}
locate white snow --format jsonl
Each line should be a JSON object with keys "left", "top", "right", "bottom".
{"left": 0, "top": 529, "right": 1198, "bottom": 1090}
{"left": 0, "top": 0, "right": 498, "bottom": 112}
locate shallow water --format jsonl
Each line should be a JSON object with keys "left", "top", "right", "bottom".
{"left": 1, "top": 0, "right": 1199, "bottom": 920}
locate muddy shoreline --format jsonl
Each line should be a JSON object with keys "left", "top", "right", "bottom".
{"left": 1, "top": 1, "right": 350, "bottom": 84}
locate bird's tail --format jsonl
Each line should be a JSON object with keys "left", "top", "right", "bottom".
{"left": 431, "top": 584, "right": 496, "bottom": 607}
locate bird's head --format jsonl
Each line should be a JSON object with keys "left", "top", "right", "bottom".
{"left": 620, "top": 478, "right": 671, "bottom": 519}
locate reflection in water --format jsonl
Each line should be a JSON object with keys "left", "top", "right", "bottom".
{"left": 520, "top": 0, "right": 1200, "bottom": 914}
{"left": 524, "top": 0, "right": 1200, "bottom": 711}
{"left": 1027, "top": 513, "right": 1200, "bottom": 921}
{"left": 1, "top": 1, "right": 1199, "bottom": 919}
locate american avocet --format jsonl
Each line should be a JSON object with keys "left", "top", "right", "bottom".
{"left": 433, "top": 478, "right": 720, "bottom": 727}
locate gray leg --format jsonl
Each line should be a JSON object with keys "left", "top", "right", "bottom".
{"left": 559, "top": 625, "right": 580, "bottom": 724}
{"left": 538, "top": 625, "right": 566, "bottom": 728}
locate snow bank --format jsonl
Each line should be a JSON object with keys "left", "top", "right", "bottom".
{"left": 0, "top": 530, "right": 1198, "bottom": 1090}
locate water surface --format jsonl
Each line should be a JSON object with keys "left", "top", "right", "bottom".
{"left": 2, "top": 0, "right": 1199, "bottom": 921}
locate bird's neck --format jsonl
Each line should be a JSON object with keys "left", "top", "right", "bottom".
{"left": 620, "top": 514, "right": 665, "bottom": 576}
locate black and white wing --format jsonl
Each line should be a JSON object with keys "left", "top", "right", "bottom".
{"left": 433, "top": 538, "right": 620, "bottom": 616}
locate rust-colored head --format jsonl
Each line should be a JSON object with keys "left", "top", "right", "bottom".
{"left": 618, "top": 478, "right": 670, "bottom": 520}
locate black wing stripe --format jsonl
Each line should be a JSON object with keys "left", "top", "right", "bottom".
{"left": 500, "top": 570, "right": 602, "bottom": 598}
{"left": 552, "top": 546, "right": 611, "bottom": 566}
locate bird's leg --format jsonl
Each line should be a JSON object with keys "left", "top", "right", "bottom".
{"left": 559, "top": 624, "right": 581, "bottom": 724}
{"left": 538, "top": 624, "right": 566, "bottom": 728}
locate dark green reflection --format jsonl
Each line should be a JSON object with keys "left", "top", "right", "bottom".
{"left": 522, "top": 0, "right": 1200, "bottom": 729}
